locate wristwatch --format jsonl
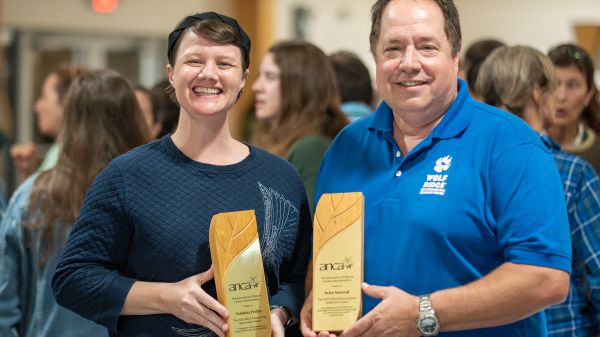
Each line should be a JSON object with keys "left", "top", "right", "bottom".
{"left": 416, "top": 295, "right": 440, "bottom": 336}
{"left": 270, "top": 305, "right": 294, "bottom": 328}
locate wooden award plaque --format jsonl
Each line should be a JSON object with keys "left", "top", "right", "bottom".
{"left": 312, "top": 192, "right": 364, "bottom": 332}
{"left": 209, "top": 210, "right": 271, "bottom": 337}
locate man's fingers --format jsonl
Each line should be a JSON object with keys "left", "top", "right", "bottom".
{"left": 361, "top": 282, "right": 389, "bottom": 299}
{"left": 301, "top": 318, "right": 317, "bottom": 337}
{"left": 317, "top": 331, "right": 336, "bottom": 337}
{"left": 300, "top": 308, "right": 316, "bottom": 337}
{"left": 340, "top": 314, "right": 373, "bottom": 337}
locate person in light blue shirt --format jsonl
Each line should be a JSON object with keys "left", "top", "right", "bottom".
{"left": 300, "top": 1, "right": 571, "bottom": 337}
{"left": 329, "top": 50, "right": 374, "bottom": 122}
{"left": 0, "top": 179, "right": 5, "bottom": 237}
{"left": 0, "top": 179, "right": 5, "bottom": 218}
{"left": 0, "top": 130, "right": 7, "bottom": 217}
{"left": 0, "top": 69, "right": 149, "bottom": 337}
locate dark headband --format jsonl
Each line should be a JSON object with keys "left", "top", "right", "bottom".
{"left": 167, "top": 12, "right": 251, "bottom": 68}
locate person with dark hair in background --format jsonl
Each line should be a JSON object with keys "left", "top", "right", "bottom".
{"left": 135, "top": 85, "right": 161, "bottom": 139}
{"left": 252, "top": 40, "right": 348, "bottom": 213}
{"left": 460, "top": 39, "right": 505, "bottom": 99}
{"left": 300, "top": 1, "right": 571, "bottom": 337}
{"left": 10, "top": 66, "right": 85, "bottom": 183}
{"left": 329, "top": 50, "right": 374, "bottom": 122}
{"left": 52, "top": 12, "right": 310, "bottom": 337}
{"left": 477, "top": 45, "right": 600, "bottom": 337}
{"left": 0, "top": 69, "right": 149, "bottom": 337}
{"left": 548, "top": 43, "right": 600, "bottom": 173}
{"left": 150, "top": 79, "right": 180, "bottom": 138}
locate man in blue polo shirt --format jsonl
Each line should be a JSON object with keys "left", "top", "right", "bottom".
{"left": 299, "top": 0, "right": 571, "bottom": 337}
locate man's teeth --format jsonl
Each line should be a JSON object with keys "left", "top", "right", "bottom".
{"left": 400, "top": 81, "right": 422, "bottom": 87}
{"left": 193, "top": 87, "right": 221, "bottom": 95}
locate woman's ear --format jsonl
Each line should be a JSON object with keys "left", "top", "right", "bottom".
{"left": 167, "top": 64, "right": 174, "bottom": 84}
{"left": 531, "top": 85, "right": 542, "bottom": 107}
{"left": 584, "top": 87, "right": 595, "bottom": 107}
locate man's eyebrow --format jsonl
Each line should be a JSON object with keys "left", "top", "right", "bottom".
{"left": 381, "top": 37, "right": 404, "bottom": 46}
{"left": 414, "top": 36, "right": 439, "bottom": 44}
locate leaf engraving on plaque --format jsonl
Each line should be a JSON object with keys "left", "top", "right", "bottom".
{"left": 314, "top": 193, "right": 362, "bottom": 258}
{"left": 211, "top": 210, "right": 257, "bottom": 274}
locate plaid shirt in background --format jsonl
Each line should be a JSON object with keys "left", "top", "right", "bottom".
{"left": 542, "top": 134, "right": 600, "bottom": 337}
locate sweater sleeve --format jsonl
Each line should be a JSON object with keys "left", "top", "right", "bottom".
{"left": 269, "top": 197, "right": 312, "bottom": 320}
{"left": 52, "top": 163, "right": 136, "bottom": 333}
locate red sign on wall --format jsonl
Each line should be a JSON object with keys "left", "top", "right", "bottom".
{"left": 92, "top": 0, "right": 119, "bottom": 14}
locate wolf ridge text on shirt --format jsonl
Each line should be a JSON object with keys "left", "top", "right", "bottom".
{"left": 420, "top": 174, "right": 448, "bottom": 196}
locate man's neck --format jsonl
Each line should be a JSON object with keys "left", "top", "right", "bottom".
{"left": 392, "top": 112, "right": 445, "bottom": 155}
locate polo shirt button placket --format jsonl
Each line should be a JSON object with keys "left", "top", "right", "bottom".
{"left": 394, "top": 149, "right": 403, "bottom": 178}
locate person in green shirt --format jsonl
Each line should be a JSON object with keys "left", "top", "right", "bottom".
{"left": 252, "top": 41, "right": 349, "bottom": 213}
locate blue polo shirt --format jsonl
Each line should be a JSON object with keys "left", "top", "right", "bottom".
{"left": 315, "top": 79, "right": 571, "bottom": 337}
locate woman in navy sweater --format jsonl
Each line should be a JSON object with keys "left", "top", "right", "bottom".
{"left": 52, "top": 12, "right": 311, "bottom": 337}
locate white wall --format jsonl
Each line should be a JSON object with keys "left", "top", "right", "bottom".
{"left": 3, "top": 0, "right": 232, "bottom": 37}
{"left": 272, "top": 0, "right": 600, "bottom": 83}
{"left": 6, "top": 0, "right": 600, "bottom": 76}
{"left": 4, "top": 0, "right": 600, "bottom": 70}
{"left": 456, "top": 0, "right": 600, "bottom": 54}
{"left": 274, "top": 0, "right": 376, "bottom": 77}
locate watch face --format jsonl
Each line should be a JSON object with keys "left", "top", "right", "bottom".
{"left": 419, "top": 316, "right": 438, "bottom": 334}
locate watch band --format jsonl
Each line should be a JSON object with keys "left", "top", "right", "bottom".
{"left": 417, "top": 294, "right": 440, "bottom": 336}
{"left": 419, "top": 295, "right": 434, "bottom": 313}
{"left": 270, "top": 305, "right": 294, "bottom": 328}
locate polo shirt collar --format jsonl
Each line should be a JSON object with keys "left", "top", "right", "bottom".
{"left": 369, "top": 79, "right": 473, "bottom": 140}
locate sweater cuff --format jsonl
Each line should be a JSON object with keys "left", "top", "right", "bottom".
{"left": 97, "top": 273, "right": 136, "bottom": 333}
{"left": 270, "top": 293, "right": 301, "bottom": 320}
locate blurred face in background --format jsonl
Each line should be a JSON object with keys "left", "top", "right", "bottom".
{"left": 554, "top": 64, "right": 594, "bottom": 129}
{"left": 34, "top": 73, "right": 64, "bottom": 138}
{"left": 252, "top": 52, "right": 282, "bottom": 120}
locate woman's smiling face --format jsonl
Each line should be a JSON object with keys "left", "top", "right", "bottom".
{"left": 167, "top": 30, "right": 247, "bottom": 118}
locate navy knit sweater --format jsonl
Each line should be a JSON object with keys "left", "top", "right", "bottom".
{"left": 52, "top": 136, "right": 311, "bottom": 337}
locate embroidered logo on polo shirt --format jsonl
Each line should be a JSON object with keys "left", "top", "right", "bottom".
{"left": 420, "top": 155, "right": 452, "bottom": 196}
{"left": 434, "top": 155, "right": 452, "bottom": 172}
